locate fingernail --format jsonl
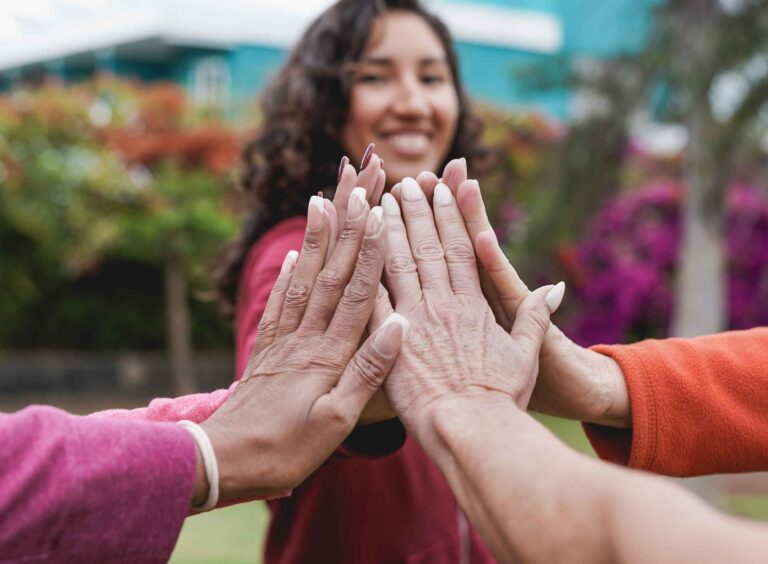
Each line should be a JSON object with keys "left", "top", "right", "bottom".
{"left": 337, "top": 155, "right": 349, "bottom": 184}
{"left": 381, "top": 192, "right": 400, "bottom": 216}
{"left": 348, "top": 187, "right": 367, "bottom": 220}
{"left": 401, "top": 177, "right": 424, "bottom": 202}
{"left": 379, "top": 158, "right": 384, "bottom": 167}
{"left": 545, "top": 281, "right": 565, "bottom": 313}
{"left": 317, "top": 190, "right": 323, "bottom": 197}
{"left": 360, "top": 143, "right": 374, "bottom": 170}
{"left": 366, "top": 206, "right": 383, "bottom": 236}
{"left": 434, "top": 183, "right": 453, "bottom": 206}
{"left": 281, "top": 250, "right": 299, "bottom": 274}
{"left": 307, "top": 195, "right": 325, "bottom": 231}
{"left": 374, "top": 313, "right": 410, "bottom": 357}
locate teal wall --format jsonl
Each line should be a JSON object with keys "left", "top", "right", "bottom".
{"left": 2, "top": 0, "right": 662, "bottom": 120}
{"left": 229, "top": 45, "right": 287, "bottom": 100}
{"left": 455, "top": 41, "right": 569, "bottom": 117}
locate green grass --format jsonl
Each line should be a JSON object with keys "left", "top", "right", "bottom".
{"left": 170, "top": 501, "right": 269, "bottom": 564}
{"left": 728, "top": 496, "right": 768, "bottom": 520}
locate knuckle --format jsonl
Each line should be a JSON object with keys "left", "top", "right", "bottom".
{"left": 523, "top": 309, "right": 550, "bottom": 337}
{"left": 256, "top": 317, "right": 278, "bottom": 338}
{"left": 342, "top": 277, "right": 374, "bottom": 310}
{"left": 284, "top": 282, "right": 311, "bottom": 309}
{"left": 443, "top": 240, "right": 476, "bottom": 264}
{"left": 349, "top": 353, "right": 385, "bottom": 391}
{"left": 338, "top": 225, "right": 362, "bottom": 244}
{"left": 414, "top": 240, "right": 445, "bottom": 263}
{"left": 356, "top": 239, "right": 381, "bottom": 268}
{"left": 388, "top": 253, "right": 417, "bottom": 274}
{"left": 301, "top": 234, "right": 324, "bottom": 255}
{"left": 325, "top": 402, "right": 355, "bottom": 430}
{"left": 314, "top": 268, "right": 345, "bottom": 294}
{"left": 407, "top": 205, "right": 432, "bottom": 220}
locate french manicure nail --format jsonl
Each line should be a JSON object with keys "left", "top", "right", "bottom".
{"left": 401, "top": 177, "right": 424, "bottom": 202}
{"left": 381, "top": 192, "right": 400, "bottom": 216}
{"left": 366, "top": 206, "right": 383, "bottom": 236}
{"left": 281, "top": 250, "right": 299, "bottom": 274}
{"left": 545, "top": 281, "right": 566, "bottom": 313}
{"left": 374, "top": 313, "right": 410, "bottom": 357}
{"left": 307, "top": 195, "right": 325, "bottom": 231}
{"left": 434, "top": 183, "right": 453, "bottom": 206}
{"left": 337, "top": 155, "right": 349, "bottom": 184}
{"left": 348, "top": 187, "right": 367, "bottom": 220}
{"left": 360, "top": 143, "right": 374, "bottom": 170}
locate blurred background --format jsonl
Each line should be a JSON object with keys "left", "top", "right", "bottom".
{"left": 2, "top": 0, "right": 768, "bottom": 561}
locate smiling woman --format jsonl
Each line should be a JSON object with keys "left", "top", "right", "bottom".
{"left": 340, "top": 10, "right": 460, "bottom": 184}
{"left": 214, "top": 1, "right": 495, "bottom": 562}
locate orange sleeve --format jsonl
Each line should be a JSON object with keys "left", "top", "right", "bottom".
{"left": 583, "top": 328, "right": 768, "bottom": 477}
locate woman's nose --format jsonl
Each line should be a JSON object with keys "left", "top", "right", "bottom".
{"left": 391, "top": 78, "right": 431, "bottom": 118}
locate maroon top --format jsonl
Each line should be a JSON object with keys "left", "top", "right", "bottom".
{"left": 235, "top": 217, "right": 495, "bottom": 563}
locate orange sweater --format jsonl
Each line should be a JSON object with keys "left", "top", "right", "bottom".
{"left": 584, "top": 328, "right": 768, "bottom": 477}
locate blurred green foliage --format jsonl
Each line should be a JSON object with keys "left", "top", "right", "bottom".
{"left": 0, "top": 78, "right": 240, "bottom": 349}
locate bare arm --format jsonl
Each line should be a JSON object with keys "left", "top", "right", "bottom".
{"left": 420, "top": 395, "right": 768, "bottom": 563}
{"left": 380, "top": 175, "right": 768, "bottom": 563}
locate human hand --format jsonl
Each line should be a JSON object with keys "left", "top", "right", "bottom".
{"left": 334, "top": 144, "right": 396, "bottom": 425}
{"left": 452, "top": 170, "right": 630, "bottom": 427}
{"left": 199, "top": 190, "right": 406, "bottom": 503}
{"left": 373, "top": 177, "right": 561, "bottom": 440}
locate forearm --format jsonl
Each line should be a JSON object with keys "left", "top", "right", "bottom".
{"left": 0, "top": 406, "right": 196, "bottom": 561}
{"left": 420, "top": 396, "right": 768, "bottom": 563}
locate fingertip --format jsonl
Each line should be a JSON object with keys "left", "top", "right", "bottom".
{"left": 474, "top": 229, "right": 498, "bottom": 258}
{"left": 382, "top": 192, "right": 401, "bottom": 216}
{"left": 281, "top": 250, "right": 299, "bottom": 275}
{"left": 373, "top": 313, "right": 410, "bottom": 357}
{"left": 545, "top": 281, "right": 565, "bottom": 314}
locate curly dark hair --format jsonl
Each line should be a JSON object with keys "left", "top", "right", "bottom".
{"left": 215, "top": 0, "right": 491, "bottom": 311}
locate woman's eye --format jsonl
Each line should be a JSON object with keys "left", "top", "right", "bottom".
{"left": 357, "top": 73, "right": 388, "bottom": 84}
{"left": 421, "top": 74, "right": 446, "bottom": 85}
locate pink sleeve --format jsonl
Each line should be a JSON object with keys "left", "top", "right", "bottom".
{"left": 0, "top": 406, "right": 195, "bottom": 562}
{"left": 89, "top": 383, "right": 237, "bottom": 424}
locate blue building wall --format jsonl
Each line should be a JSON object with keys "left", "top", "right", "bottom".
{"left": 2, "top": 0, "right": 661, "bottom": 120}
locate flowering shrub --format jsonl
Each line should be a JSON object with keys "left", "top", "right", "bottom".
{"left": 562, "top": 182, "right": 768, "bottom": 345}
{"left": 0, "top": 78, "right": 239, "bottom": 349}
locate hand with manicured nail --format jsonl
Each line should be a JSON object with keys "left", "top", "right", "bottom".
{"left": 200, "top": 191, "right": 405, "bottom": 501}
{"left": 449, "top": 170, "right": 630, "bottom": 428}
{"left": 374, "top": 177, "right": 562, "bottom": 441}
{"left": 334, "top": 143, "right": 387, "bottom": 230}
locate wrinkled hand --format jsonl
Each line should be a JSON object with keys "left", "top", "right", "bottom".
{"left": 333, "top": 145, "right": 396, "bottom": 425}
{"left": 200, "top": 190, "right": 405, "bottom": 502}
{"left": 436, "top": 160, "right": 630, "bottom": 427}
{"left": 373, "top": 177, "right": 559, "bottom": 438}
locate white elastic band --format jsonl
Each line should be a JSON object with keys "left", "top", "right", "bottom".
{"left": 178, "top": 420, "right": 220, "bottom": 511}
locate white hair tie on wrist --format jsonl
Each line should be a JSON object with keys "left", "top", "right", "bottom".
{"left": 178, "top": 420, "right": 220, "bottom": 511}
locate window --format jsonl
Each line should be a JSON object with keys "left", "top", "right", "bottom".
{"left": 192, "top": 56, "right": 230, "bottom": 108}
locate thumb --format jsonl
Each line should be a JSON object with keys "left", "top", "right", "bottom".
{"left": 510, "top": 282, "right": 565, "bottom": 360}
{"left": 313, "top": 313, "right": 408, "bottom": 429}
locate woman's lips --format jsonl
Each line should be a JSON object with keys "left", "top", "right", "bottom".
{"left": 382, "top": 132, "right": 431, "bottom": 157}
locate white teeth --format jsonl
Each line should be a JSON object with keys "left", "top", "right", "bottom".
{"left": 389, "top": 133, "right": 429, "bottom": 153}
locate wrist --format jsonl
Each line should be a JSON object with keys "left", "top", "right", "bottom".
{"left": 191, "top": 442, "right": 209, "bottom": 507}
{"left": 594, "top": 354, "right": 631, "bottom": 428}
{"left": 408, "top": 390, "right": 519, "bottom": 459}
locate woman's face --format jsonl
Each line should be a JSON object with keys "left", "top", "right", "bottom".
{"left": 341, "top": 11, "right": 460, "bottom": 186}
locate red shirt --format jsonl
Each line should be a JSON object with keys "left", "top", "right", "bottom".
{"left": 235, "top": 217, "right": 495, "bottom": 563}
